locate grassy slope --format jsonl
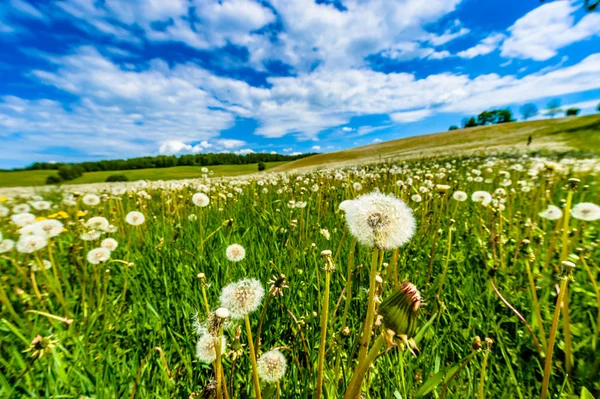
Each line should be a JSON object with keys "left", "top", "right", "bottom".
{"left": 272, "top": 114, "right": 600, "bottom": 172}
{"left": 0, "top": 162, "right": 286, "bottom": 188}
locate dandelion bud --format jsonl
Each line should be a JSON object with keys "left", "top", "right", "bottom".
{"left": 378, "top": 282, "right": 421, "bottom": 338}
{"left": 375, "top": 275, "right": 383, "bottom": 284}
{"left": 567, "top": 178, "right": 580, "bottom": 190}
{"left": 472, "top": 336, "right": 482, "bottom": 351}
{"left": 485, "top": 337, "right": 494, "bottom": 351}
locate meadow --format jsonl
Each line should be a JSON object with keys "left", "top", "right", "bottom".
{"left": 0, "top": 153, "right": 599, "bottom": 399}
{"left": 0, "top": 162, "right": 287, "bottom": 188}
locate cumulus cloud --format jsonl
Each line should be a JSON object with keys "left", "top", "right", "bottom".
{"left": 501, "top": 1, "right": 600, "bottom": 61}
{"left": 457, "top": 33, "right": 505, "bottom": 59}
{"left": 390, "top": 109, "right": 433, "bottom": 122}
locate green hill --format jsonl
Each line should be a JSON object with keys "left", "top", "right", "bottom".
{"left": 271, "top": 114, "right": 600, "bottom": 172}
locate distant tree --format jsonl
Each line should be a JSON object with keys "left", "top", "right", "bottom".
{"left": 520, "top": 103, "right": 538, "bottom": 120}
{"left": 545, "top": 99, "right": 562, "bottom": 118}
{"left": 495, "top": 108, "right": 514, "bottom": 123}
{"left": 58, "top": 165, "right": 84, "bottom": 181}
{"left": 462, "top": 117, "right": 478, "bottom": 128}
{"left": 477, "top": 110, "right": 495, "bottom": 125}
{"left": 597, "top": 102, "right": 600, "bottom": 112}
{"left": 448, "top": 125, "right": 459, "bottom": 131}
{"left": 46, "top": 175, "right": 62, "bottom": 185}
{"left": 565, "top": 107, "right": 581, "bottom": 116}
{"left": 106, "top": 174, "right": 128, "bottom": 182}
{"left": 257, "top": 162, "right": 266, "bottom": 172}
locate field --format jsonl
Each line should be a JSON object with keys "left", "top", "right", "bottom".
{"left": 272, "top": 114, "right": 600, "bottom": 172}
{"left": 1, "top": 145, "right": 600, "bottom": 397}
{"left": 0, "top": 162, "right": 287, "bottom": 188}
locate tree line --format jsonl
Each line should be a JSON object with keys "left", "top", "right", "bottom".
{"left": 449, "top": 100, "right": 600, "bottom": 131}
{"left": 10, "top": 152, "right": 315, "bottom": 173}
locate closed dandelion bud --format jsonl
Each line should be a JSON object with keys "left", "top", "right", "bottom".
{"left": 568, "top": 178, "right": 580, "bottom": 190}
{"left": 472, "top": 336, "right": 482, "bottom": 351}
{"left": 378, "top": 282, "right": 421, "bottom": 338}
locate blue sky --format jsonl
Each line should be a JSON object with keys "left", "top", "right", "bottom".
{"left": 1, "top": 0, "right": 599, "bottom": 168}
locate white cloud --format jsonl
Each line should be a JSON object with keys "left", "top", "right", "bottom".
{"left": 159, "top": 140, "right": 192, "bottom": 155}
{"left": 501, "top": 1, "right": 600, "bottom": 61}
{"left": 342, "top": 127, "right": 353, "bottom": 132}
{"left": 11, "top": 0, "right": 45, "bottom": 20}
{"left": 562, "top": 98, "right": 600, "bottom": 110}
{"left": 382, "top": 41, "right": 451, "bottom": 61}
{"left": 217, "top": 139, "right": 246, "bottom": 149}
{"left": 427, "top": 20, "right": 469, "bottom": 46}
{"left": 390, "top": 109, "right": 433, "bottom": 122}
{"left": 373, "top": 138, "right": 382, "bottom": 143}
{"left": 235, "top": 148, "right": 254, "bottom": 155}
{"left": 311, "top": 145, "right": 321, "bottom": 151}
{"left": 457, "top": 33, "right": 505, "bottom": 59}
{"left": 290, "top": 151, "right": 302, "bottom": 156}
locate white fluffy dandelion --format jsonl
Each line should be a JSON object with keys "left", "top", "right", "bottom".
{"left": 257, "top": 349, "right": 287, "bottom": 383}
{"left": 471, "top": 191, "right": 492, "bottom": 206}
{"left": 32, "top": 219, "right": 64, "bottom": 238}
{"left": 16, "top": 235, "right": 47, "bottom": 253}
{"left": 226, "top": 244, "right": 246, "bottom": 262}
{"left": 344, "top": 192, "right": 416, "bottom": 251}
{"left": 0, "top": 239, "right": 15, "bottom": 253}
{"left": 195, "top": 333, "right": 226, "bottom": 364}
{"left": 125, "top": 211, "right": 145, "bottom": 226}
{"left": 571, "top": 202, "right": 600, "bottom": 221}
{"left": 192, "top": 193, "right": 210, "bottom": 207}
{"left": 219, "top": 278, "right": 265, "bottom": 319}
{"left": 11, "top": 212, "right": 36, "bottom": 227}
{"left": 101, "top": 238, "right": 119, "bottom": 252}
{"left": 452, "top": 191, "right": 468, "bottom": 201}
{"left": 13, "top": 204, "right": 31, "bottom": 213}
{"left": 82, "top": 194, "right": 101, "bottom": 206}
{"left": 87, "top": 247, "right": 111, "bottom": 264}
{"left": 86, "top": 216, "right": 110, "bottom": 231}
{"left": 539, "top": 205, "right": 563, "bottom": 221}
{"left": 31, "top": 259, "right": 52, "bottom": 272}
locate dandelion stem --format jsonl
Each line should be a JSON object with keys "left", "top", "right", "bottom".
{"left": 357, "top": 247, "right": 380, "bottom": 364}
{"left": 540, "top": 276, "right": 568, "bottom": 399}
{"left": 580, "top": 255, "right": 600, "bottom": 345}
{"left": 478, "top": 349, "right": 491, "bottom": 399}
{"left": 244, "top": 314, "right": 262, "bottom": 399}
{"left": 436, "top": 223, "right": 453, "bottom": 300}
{"left": 524, "top": 258, "right": 547, "bottom": 352}
{"left": 316, "top": 259, "right": 333, "bottom": 399}
{"left": 215, "top": 324, "right": 224, "bottom": 399}
{"left": 343, "top": 332, "right": 386, "bottom": 399}
{"left": 559, "top": 190, "right": 573, "bottom": 374}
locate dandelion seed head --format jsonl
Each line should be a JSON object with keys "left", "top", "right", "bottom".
{"left": 539, "top": 205, "right": 563, "bottom": 221}
{"left": 0, "top": 239, "right": 15, "bottom": 253}
{"left": 257, "top": 349, "right": 287, "bottom": 383}
{"left": 226, "top": 244, "right": 246, "bottom": 262}
{"left": 219, "top": 278, "right": 264, "bottom": 319}
{"left": 471, "top": 191, "right": 492, "bottom": 206}
{"left": 11, "top": 212, "right": 36, "bottom": 227}
{"left": 192, "top": 193, "right": 210, "bottom": 207}
{"left": 125, "top": 211, "right": 145, "bottom": 226}
{"left": 195, "top": 333, "right": 226, "bottom": 364}
{"left": 82, "top": 194, "right": 101, "bottom": 206}
{"left": 87, "top": 247, "right": 111, "bottom": 264}
{"left": 452, "top": 191, "right": 467, "bottom": 201}
{"left": 101, "top": 238, "right": 119, "bottom": 251}
{"left": 571, "top": 202, "right": 600, "bottom": 221}
{"left": 344, "top": 192, "right": 416, "bottom": 251}
{"left": 16, "top": 235, "right": 47, "bottom": 253}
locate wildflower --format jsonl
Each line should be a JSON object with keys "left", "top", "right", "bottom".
{"left": 30, "top": 259, "right": 52, "bottom": 272}
{"left": 24, "top": 335, "right": 58, "bottom": 359}
{"left": 220, "top": 278, "right": 265, "bottom": 319}
{"left": 539, "top": 205, "right": 563, "bottom": 220}
{"left": 226, "top": 244, "right": 246, "bottom": 262}
{"left": 0, "top": 239, "right": 15, "bottom": 253}
{"left": 411, "top": 194, "right": 422, "bottom": 203}
{"left": 82, "top": 194, "right": 100, "bottom": 206}
{"left": 81, "top": 230, "right": 101, "bottom": 241}
{"left": 32, "top": 219, "right": 64, "bottom": 238}
{"left": 378, "top": 282, "right": 421, "bottom": 338}
{"left": 86, "top": 216, "right": 110, "bottom": 231}
{"left": 571, "top": 202, "right": 600, "bottom": 221}
{"left": 125, "top": 211, "right": 145, "bottom": 226}
{"left": 320, "top": 228, "right": 331, "bottom": 240}
{"left": 13, "top": 204, "right": 31, "bottom": 213}
{"left": 0, "top": 206, "right": 8, "bottom": 217}
{"left": 101, "top": 238, "right": 119, "bottom": 252}
{"left": 196, "top": 332, "right": 226, "bottom": 364}
{"left": 339, "top": 200, "right": 354, "bottom": 212}
{"left": 452, "top": 191, "right": 467, "bottom": 201}
{"left": 344, "top": 192, "right": 416, "bottom": 251}
{"left": 87, "top": 247, "right": 111, "bottom": 264}
{"left": 471, "top": 191, "right": 492, "bottom": 206}
{"left": 192, "top": 193, "right": 210, "bottom": 207}
{"left": 188, "top": 214, "right": 198, "bottom": 221}
{"left": 11, "top": 212, "right": 36, "bottom": 226}
{"left": 353, "top": 182, "right": 363, "bottom": 191}
{"left": 16, "top": 235, "right": 47, "bottom": 253}
{"left": 257, "top": 349, "right": 287, "bottom": 383}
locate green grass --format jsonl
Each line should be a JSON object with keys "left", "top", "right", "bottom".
{"left": 272, "top": 114, "right": 600, "bottom": 172}
{"left": 1, "top": 152, "right": 599, "bottom": 398}
{"left": 0, "top": 162, "right": 287, "bottom": 188}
